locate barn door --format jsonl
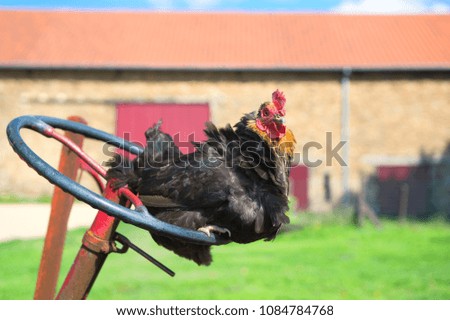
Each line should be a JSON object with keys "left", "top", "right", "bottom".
{"left": 116, "top": 103, "right": 308, "bottom": 210}
{"left": 290, "top": 165, "right": 309, "bottom": 210}
{"left": 376, "top": 165, "right": 432, "bottom": 219}
{"left": 116, "top": 103, "right": 210, "bottom": 155}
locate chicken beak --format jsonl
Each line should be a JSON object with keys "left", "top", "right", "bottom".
{"left": 273, "top": 115, "right": 286, "bottom": 125}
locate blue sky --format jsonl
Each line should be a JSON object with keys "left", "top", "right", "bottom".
{"left": 0, "top": 0, "right": 449, "bottom": 13}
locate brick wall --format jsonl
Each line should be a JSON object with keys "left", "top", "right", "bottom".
{"left": 0, "top": 70, "right": 448, "bottom": 211}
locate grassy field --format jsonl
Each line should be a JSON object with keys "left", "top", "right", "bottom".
{"left": 0, "top": 214, "right": 449, "bottom": 300}
{"left": 0, "top": 194, "right": 52, "bottom": 204}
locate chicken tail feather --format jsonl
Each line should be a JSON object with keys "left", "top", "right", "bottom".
{"left": 151, "top": 233, "right": 212, "bottom": 266}
{"left": 105, "top": 153, "right": 139, "bottom": 190}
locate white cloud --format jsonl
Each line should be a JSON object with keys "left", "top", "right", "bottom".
{"left": 333, "top": 0, "right": 450, "bottom": 14}
{"left": 147, "top": 0, "right": 223, "bottom": 10}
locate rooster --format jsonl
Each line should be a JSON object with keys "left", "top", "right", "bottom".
{"left": 107, "top": 90, "right": 296, "bottom": 265}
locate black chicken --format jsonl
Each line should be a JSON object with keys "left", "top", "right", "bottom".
{"left": 107, "top": 90, "right": 296, "bottom": 265}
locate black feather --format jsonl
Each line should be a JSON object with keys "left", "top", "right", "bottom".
{"left": 106, "top": 114, "right": 293, "bottom": 266}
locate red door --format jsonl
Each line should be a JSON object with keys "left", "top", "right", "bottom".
{"left": 290, "top": 165, "right": 309, "bottom": 210}
{"left": 116, "top": 103, "right": 308, "bottom": 209}
{"left": 116, "top": 103, "right": 210, "bottom": 155}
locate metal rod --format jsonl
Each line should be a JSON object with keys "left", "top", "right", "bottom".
{"left": 341, "top": 68, "right": 352, "bottom": 201}
{"left": 79, "top": 158, "right": 105, "bottom": 191}
{"left": 34, "top": 116, "right": 87, "bottom": 300}
{"left": 56, "top": 183, "right": 121, "bottom": 300}
{"left": 48, "top": 127, "right": 107, "bottom": 178}
{"left": 114, "top": 233, "right": 175, "bottom": 277}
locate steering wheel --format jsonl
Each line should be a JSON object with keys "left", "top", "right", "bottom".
{"left": 6, "top": 115, "right": 228, "bottom": 246}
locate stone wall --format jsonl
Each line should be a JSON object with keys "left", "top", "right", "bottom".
{"left": 0, "top": 70, "right": 448, "bottom": 211}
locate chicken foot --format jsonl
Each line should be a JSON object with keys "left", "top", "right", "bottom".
{"left": 198, "top": 225, "right": 231, "bottom": 237}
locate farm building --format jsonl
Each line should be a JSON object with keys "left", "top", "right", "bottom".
{"left": 0, "top": 10, "right": 449, "bottom": 215}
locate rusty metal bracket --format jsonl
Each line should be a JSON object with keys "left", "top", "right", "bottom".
{"left": 82, "top": 230, "right": 119, "bottom": 254}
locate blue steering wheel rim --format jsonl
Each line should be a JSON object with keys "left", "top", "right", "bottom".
{"left": 6, "top": 115, "right": 228, "bottom": 245}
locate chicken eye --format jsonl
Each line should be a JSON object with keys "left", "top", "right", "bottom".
{"left": 263, "top": 109, "right": 270, "bottom": 116}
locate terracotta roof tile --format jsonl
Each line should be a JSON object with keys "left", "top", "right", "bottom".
{"left": 0, "top": 10, "right": 449, "bottom": 70}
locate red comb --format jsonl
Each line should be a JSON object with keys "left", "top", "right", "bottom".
{"left": 272, "top": 89, "right": 286, "bottom": 116}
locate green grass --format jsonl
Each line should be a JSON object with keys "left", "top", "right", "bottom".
{"left": 0, "top": 194, "right": 52, "bottom": 204}
{"left": 0, "top": 215, "right": 449, "bottom": 300}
